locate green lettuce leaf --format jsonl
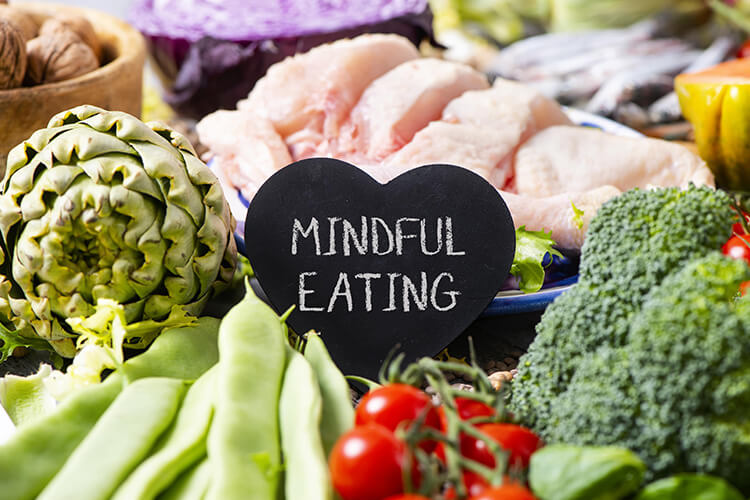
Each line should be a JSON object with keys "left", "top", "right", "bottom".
{"left": 510, "top": 226, "right": 563, "bottom": 293}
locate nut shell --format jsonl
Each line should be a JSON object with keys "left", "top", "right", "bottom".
{"left": 0, "top": 19, "right": 26, "bottom": 89}
{"left": 0, "top": 5, "right": 37, "bottom": 41}
{"left": 26, "top": 22, "right": 98, "bottom": 84}
{"left": 40, "top": 14, "right": 101, "bottom": 62}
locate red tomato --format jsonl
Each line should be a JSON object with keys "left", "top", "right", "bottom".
{"left": 468, "top": 484, "right": 537, "bottom": 500}
{"left": 436, "top": 397, "right": 496, "bottom": 461}
{"left": 723, "top": 235, "right": 750, "bottom": 265}
{"left": 462, "top": 470, "right": 490, "bottom": 497}
{"left": 444, "top": 474, "right": 520, "bottom": 500}
{"left": 462, "top": 424, "right": 543, "bottom": 469}
{"left": 451, "top": 397, "right": 496, "bottom": 421}
{"left": 443, "top": 485, "right": 458, "bottom": 500}
{"left": 732, "top": 211, "right": 750, "bottom": 235}
{"left": 329, "top": 424, "right": 409, "bottom": 500}
{"left": 738, "top": 39, "right": 750, "bottom": 59}
{"left": 382, "top": 495, "right": 431, "bottom": 500}
{"left": 355, "top": 384, "right": 441, "bottom": 451}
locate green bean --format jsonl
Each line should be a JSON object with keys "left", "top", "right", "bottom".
{"left": 206, "top": 282, "right": 287, "bottom": 500}
{"left": 157, "top": 457, "right": 211, "bottom": 500}
{"left": 304, "top": 333, "right": 354, "bottom": 456}
{"left": 0, "top": 365, "right": 56, "bottom": 427}
{"left": 0, "top": 374, "right": 123, "bottom": 500}
{"left": 122, "top": 317, "right": 220, "bottom": 382}
{"left": 38, "top": 377, "right": 189, "bottom": 500}
{"left": 0, "top": 317, "right": 220, "bottom": 500}
{"left": 280, "top": 347, "right": 332, "bottom": 500}
{"left": 113, "top": 367, "right": 217, "bottom": 500}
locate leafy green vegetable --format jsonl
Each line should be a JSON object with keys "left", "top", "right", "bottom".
{"left": 0, "top": 321, "right": 54, "bottom": 364}
{"left": 635, "top": 474, "right": 745, "bottom": 500}
{"left": 529, "top": 444, "right": 645, "bottom": 500}
{"left": 571, "top": 202, "right": 584, "bottom": 230}
{"left": 510, "top": 226, "right": 562, "bottom": 293}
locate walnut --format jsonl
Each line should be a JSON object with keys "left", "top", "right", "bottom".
{"left": 0, "top": 19, "right": 26, "bottom": 89}
{"left": 26, "top": 22, "right": 98, "bottom": 85}
{"left": 41, "top": 14, "right": 101, "bottom": 63}
{"left": 0, "top": 5, "right": 37, "bottom": 41}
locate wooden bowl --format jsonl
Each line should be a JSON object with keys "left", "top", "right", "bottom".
{"left": 0, "top": 3, "right": 145, "bottom": 171}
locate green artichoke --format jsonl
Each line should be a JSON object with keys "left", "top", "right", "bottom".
{"left": 0, "top": 105, "right": 237, "bottom": 360}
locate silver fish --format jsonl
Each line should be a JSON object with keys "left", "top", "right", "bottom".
{"left": 559, "top": 48, "right": 700, "bottom": 103}
{"left": 488, "top": 18, "right": 660, "bottom": 76}
{"left": 648, "top": 36, "right": 739, "bottom": 123}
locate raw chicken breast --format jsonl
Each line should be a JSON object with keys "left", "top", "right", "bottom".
{"left": 442, "top": 78, "right": 572, "bottom": 140}
{"left": 359, "top": 157, "right": 620, "bottom": 249}
{"left": 196, "top": 110, "right": 292, "bottom": 202}
{"left": 384, "top": 122, "right": 520, "bottom": 188}
{"left": 514, "top": 126, "right": 714, "bottom": 197}
{"left": 239, "top": 34, "right": 419, "bottom": 158}
{"left": 385, "top": 79, "right": 572, "bottom": 189}
{"left": 500, "top": 186, "right": 622, "bottom": 249}
{"left": 336, "top": 59, "right": 489, "bottom": 161}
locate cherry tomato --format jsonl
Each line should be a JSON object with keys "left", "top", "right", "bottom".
{"left": 722, "top": 235, "right": 750, "bottom": 265}
{"left": 355, "top": 384, "right": 441, "bottom": 451}
{"left": 732, "top": 210, "right": 750, "bottom": 235}
{"left": 436, "top": 397, "right": 496, "bottom": 461}
{"left": 462, "top": 423, "right": 543, "bottom": 469}
{"left": 742, "top": 281, "right": 750, "bottom": 296}
{"left": 468, "top": 484, "right": 537, "bottom": 500}
{"left": 462, "top": 470, "right": 490, "bottom": 497}
{"left": 443, "top": 397, "right": 496, "bottom": 423}
{"left": 738, "top": 39, "right": 750, "bottom": 59}
{"left": 383, "top": 495, "right": 431, "bottom": 500}
{"left": 443, "top": 485, "right": 458, "bottom": 500}
{"left": 329, "top": 424, "right": 408, "bottom": 500}
{"left": 444, "top": 474, "right": 521, "bottom": 499}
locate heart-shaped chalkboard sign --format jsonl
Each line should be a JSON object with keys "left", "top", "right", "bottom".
{"left": 244, "top": 158, "right": 515, "bottom": 378}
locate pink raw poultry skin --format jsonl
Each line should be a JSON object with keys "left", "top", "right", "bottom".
{"left": 198, "top": 34, "right": 714, "bottom": 249}
{"left": 238, "top": 34, "right": 420, "bottom": 160}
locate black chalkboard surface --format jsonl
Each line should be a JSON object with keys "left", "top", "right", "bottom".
{"left": 244, "top": 158, "right": 515, "bottom": 379}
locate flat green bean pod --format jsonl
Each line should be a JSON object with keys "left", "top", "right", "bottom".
{"left": 0, "top": 374, "right": 123, "bottom": 500}
{"left": 157, "top": 457, "right": 212, "bottom": 500}
{"left": 122, "top": 317, "right": 220, "bottom": 382}
{"left": 304, "top": 333, "right": 354, "bottom": 456}
{"left": 280, "top": 347, "right": 332, "bottom": 500}
{"left": 0, "top": 317, "right": 220, "bottom": 500}
{"left": 38, "top": 377, "right": 189, "bottom": 500}
{"left": 113, "top": 366, "right": 217, "bottom": 500}
{"left": 206, "top": 281, "right": 287, "bottom": 500}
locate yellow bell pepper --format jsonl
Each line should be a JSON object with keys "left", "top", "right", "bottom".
{"left": 676, "top": 59, "right": 750, "bottom": 191}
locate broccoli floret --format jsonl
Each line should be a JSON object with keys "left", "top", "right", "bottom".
{"left": 579, "top": 185, "right": 734, "bottom": 287}
{"left": 541, "top": 254, "right": 750, "bottom": 493}
{"left": 511, "top": 185, "right": 734, "bottom": 430}
{"left": 510, "top": 281, "right": 633, "bottom": 428}
{"left": 628, "top": 254, "right": 750, "bottom": 489}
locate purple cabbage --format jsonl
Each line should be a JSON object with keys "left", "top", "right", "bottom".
{"left": 130, "top": 0, "right": 436, "bottom": 119}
